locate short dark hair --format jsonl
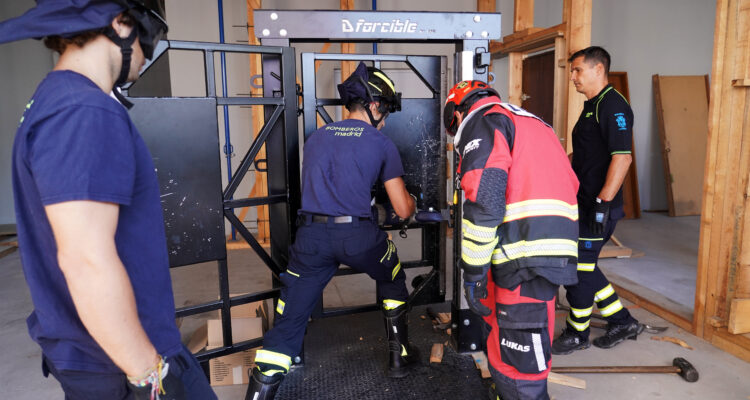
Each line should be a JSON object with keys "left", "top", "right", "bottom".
{"left": 568, "top": 46, "right": 611, "bottom": 74}
{"left": 43, "top": 12, "right": 135, "bottom": 54}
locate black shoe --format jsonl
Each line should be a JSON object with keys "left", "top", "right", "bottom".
{"left": 383, "top": 304, "right": 420, "bottom": 378}
{"left": 245, "top": 367, "right": 283, "bottom": 400}
{"left": 551, "top": 329, "right": 590, "bottom": 355}
{"left": 592, "top": 321, "right": 644, "bottom": 349}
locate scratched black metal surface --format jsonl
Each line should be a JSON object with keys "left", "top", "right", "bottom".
{"left": 274, "top": 304, "right": 491, "bottom": 400}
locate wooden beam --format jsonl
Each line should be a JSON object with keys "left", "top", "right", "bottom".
{"left": 507, "top": 52, "right": 523, "bottom": 106}
{"left": 563, "top": 0, "right": 591, "bottom": 153}
{"left": 476, "top": 0, "right": 495, "bottom": 13}
{"left": 490, "top": 23, "right": 565, "bottom": 55}
{"left": 514, "top": 0, "right": 534, "bottom": 31}
{"left": 552, "top": 36, "right": 567, "bottom": 143}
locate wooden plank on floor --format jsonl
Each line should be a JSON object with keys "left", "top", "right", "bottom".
{"left": 548, "top": 371, "right": 586, "bottom": 390}
{"left": 0, "top": 224, "right": 16, "bottom": 237}
{"left": 0, "top": 245, "right": 18, "bottom": 260}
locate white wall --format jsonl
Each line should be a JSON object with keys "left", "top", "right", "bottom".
{"left": 0, "top": 1, "right": 55, "bottom": 225}
{"left": 492, "top": 0, "right": 715, "bottom": 211}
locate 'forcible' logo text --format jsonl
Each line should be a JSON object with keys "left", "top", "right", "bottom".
{"left": 342, "top": 18, "right": 418, "bottom": 33}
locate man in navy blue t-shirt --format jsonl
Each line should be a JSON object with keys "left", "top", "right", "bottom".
{"left": 1, "top": 1, "right": 215, "bottom": 398}
{"left": 246, "top": 62, "right": 417, "bottom": 400}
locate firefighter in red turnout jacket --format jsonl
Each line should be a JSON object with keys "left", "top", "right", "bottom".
{"left": 445, "top": 81, "right": 579, "bottom": 399}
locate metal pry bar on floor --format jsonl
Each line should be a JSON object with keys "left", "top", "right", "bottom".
{"left": 551, "top": 357, "right": 699, "bottom": 383}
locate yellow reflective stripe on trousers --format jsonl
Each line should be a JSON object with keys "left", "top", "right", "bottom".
{"left": 391, "top": 262, "right": 402, "bottom": 280}
{"left": 579, "top": 237, "right": 604, "bottom": 241}
{"left": 594, "top": 284, "right": 615, "bottom": 302}
{"left": 503, "top": 199, "right": 579, "bottom": 222}
{"left": 570, "top": 306, "right": 593, "bottom": 318}
{"left": 577, "top": 263, "right": 596, "bottom": 272}
{"left": 276, "top": 299, "right": 285, "bottom": 315}
{"left": 462, "top": 219, "right": 497, "bottom": 243}
{"left": 383, "top": 299, "right": 405, "bottom": 310}
{"left": 254, "top": 350, "right": 292, "bottom": 372}
{"left": 380, "top": 241, "right": 395, "bottom": 263}
{"left": 566, "top": 315, "right": 590, "bottom": 331}
{"left": 286, "top": 269, "right": 300, "bottom": 278}
{"left": 461, "top": 237, "right": 498, "bottom": 266}
{"left": 492, "top": 239, "right": 577, "bottom": 264}
{"left": 599, "top": 299, "right": 624, "bottom": 317}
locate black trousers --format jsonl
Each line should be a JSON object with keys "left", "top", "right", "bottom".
{"left": 562, "top": 218, "right": 636, "bottom": 339}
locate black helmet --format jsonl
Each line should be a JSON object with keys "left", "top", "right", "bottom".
{"left": 338, "top": 61, "right": 402, "bottom": 127}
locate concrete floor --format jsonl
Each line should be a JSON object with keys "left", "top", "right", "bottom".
{"left": 2, "top": 218, "right": 750, "bottom": 399}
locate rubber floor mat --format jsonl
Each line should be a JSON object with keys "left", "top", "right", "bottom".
{"left": 273, "top": 304, "right": 492, "bottom": 399}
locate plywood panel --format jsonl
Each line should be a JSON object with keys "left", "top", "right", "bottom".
{"left": 652, "top": 75, "right": 709, "bottom": 216}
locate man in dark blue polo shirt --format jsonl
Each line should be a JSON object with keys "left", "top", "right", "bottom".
{"left": 2, "top": 1, "right": 215, "bottom": 398}
{"left": 246, "top": 62, "right": 417, "bottom": 400}
{"left": 552, "top": 46, "right": 642, "bottom": 355}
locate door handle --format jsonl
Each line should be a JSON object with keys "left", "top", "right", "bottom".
{"left": 521, "top": 93, "right": 531, "bottom": 101}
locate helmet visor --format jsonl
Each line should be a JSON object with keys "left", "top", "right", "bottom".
{"left": 129, "top": 3, "right": 168, "bottom": 59}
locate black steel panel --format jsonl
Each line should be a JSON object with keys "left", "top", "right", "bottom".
{"left": 129, "top": 97, "right": 226, "bottom": 267}
{"left": 255, "top": 10, "right": 501, "bottom": 41}
{"left": 380, "top": 98, "right": 443, "bottom": 210}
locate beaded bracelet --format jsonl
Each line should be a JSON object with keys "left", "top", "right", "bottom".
{"left": 127, "top": 355, "right": 169, "bottom": 400}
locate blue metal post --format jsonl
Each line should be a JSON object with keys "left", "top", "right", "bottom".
{"left": 372, "top": 0, "right": 378, "bottom": 54}
{"left": 217, "top": 0, "right": 236, "bottom": 240}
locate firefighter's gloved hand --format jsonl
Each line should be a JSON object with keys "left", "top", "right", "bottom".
{"left": 128, "top": 359, "right": 186, "bottom": 400}
{"left": 590, "top": 198, "right": 610, "bottom": 235}
{"left": 463, "top": 270, "right": 492, "bottom": 317}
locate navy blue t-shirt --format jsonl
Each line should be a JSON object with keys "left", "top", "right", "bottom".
{"left": 300, "top": 119, "right": 404, "bottom": 217}
{"left": 11, "top": 71, "right": 182, "bottom": 372}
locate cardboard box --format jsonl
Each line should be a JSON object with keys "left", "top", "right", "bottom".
{"left": 218, "top": 294, "right": 275, "bottom": 327}
{"left": 207, "top": 345, "right": 258, "bottom": 386}
{"left": 187, "top": 317, "right": 264, "bottom": 387}
{"left": 207, "top": 317, "right": 263, "bottom": 347}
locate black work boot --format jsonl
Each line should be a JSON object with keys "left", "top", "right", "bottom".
{"left": 551, "top": 328, "right": 590, "bottom": 355}
{"left": 592, "top": 321, "right": 644, "bottom": 349}
{"left": 383, "top": 304, "right": 420, "bottom": 378}
{"left": 245, "top": 367, "right": 283, "bottom": 400}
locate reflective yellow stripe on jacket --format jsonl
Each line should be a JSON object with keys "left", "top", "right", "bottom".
{"left": 492, "top": 239, "right": 577, "bottom": 264}
{"left": 503, "top": 199, "right": 578, "bottom": 223}
{"left": 461, "top": 219, "right": 498, "bottom": 267}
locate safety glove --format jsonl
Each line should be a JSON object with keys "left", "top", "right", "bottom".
{"left": 127, "top": 357, "right": 186, "bottom": 400}
{"left": 590, "top": 198, "right": 610, "bottom": 235}
{"left": 462, "top": 269, "right": 492, "bottom": 317}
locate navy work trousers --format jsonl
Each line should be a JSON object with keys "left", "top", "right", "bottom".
{"left": 563, "top": 217, "right": 635, "bottom": 339}
{"left": 42, "top": 345, "right": 216, "bottom": 400}
{"left": 260, "top": 216, "right": 408, "bottom": 361}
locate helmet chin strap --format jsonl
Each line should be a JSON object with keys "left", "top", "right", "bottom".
{"left": 103, "top": 25, "right": 138, "bottom": 109}
{"left": 361, "top": 101, "right": 387, "bottom": 128}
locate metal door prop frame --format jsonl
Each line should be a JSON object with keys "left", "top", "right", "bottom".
{"left": 125, "top": 10, "right": 502, "bottom": 368}
{"left": 256, "top": 10, "right": 501, "bottom": 353}
{"left": 125, "top": 39, "right": 299, "bottom": 362}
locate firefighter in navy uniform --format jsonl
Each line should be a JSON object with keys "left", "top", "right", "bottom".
{"left": 245, "top": 62, "right": 418, "bottom": 400}
{"left": 552, "top": 46, "right": 643, "bottom": 355}
{"left": 444, "top": 81, "right": 579, "bottom": 400}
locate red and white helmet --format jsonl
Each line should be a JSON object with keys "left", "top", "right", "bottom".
{"left": 443, "top": 80, "right": 499, "bottom": 135}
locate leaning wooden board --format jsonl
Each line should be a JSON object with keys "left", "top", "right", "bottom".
{"left": 652, "top": 75, "right": 710, "bottom": 216}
